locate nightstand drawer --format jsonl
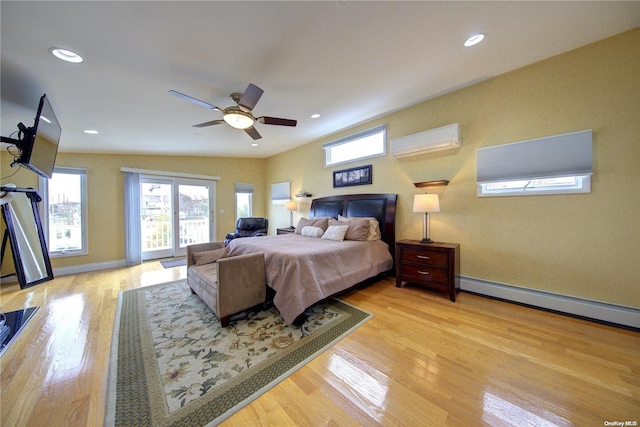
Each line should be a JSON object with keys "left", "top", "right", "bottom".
{"left": 401, "top": 263, "right": 448, "bottom": 284}
{"left": 402, "top": 249, "right": 448, "bottom": 267}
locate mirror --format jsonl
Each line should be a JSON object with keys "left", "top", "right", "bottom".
{"left": 1, "top": 186, "right": 53, "bottom": 288}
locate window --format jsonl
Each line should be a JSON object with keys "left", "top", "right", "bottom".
{"left": 271, "top": 181, "right": 290, "bottom": 205}
{"left": 476, "top": 130, "right": 592, "bottom": 197}
{"left": 234, "top": 182, "right": 253, "bottom": 219}
{"left": 478, "top": 176, "right": 591, "bottom": 197}
{"left": 323, "top": 124, "right": 386, "bottom": 166}
{"left": 40, "top": 167, "right": 88, "bottom": 256}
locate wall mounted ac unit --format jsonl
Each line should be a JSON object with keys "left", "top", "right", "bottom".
{"left": 390, "top": 123, "right": 461, "bottom": 158}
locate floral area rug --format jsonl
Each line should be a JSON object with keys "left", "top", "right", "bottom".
{"left": 105, "top": 279, "right": 372, "bottom": 426}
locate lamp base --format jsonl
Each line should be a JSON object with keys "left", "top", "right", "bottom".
{"left": 420, "top": 212, "right": 435, "bottom": 244}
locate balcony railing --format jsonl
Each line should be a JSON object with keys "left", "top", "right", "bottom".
{"left": 142, "top": 218, "right": 209, "bottom": 251}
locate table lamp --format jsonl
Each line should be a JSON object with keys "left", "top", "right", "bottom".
{"left": 285, "top": 201, "right": 297, "bottom": 229}
{"left": 413, "top": 194, "right": 440, "bottom": 243}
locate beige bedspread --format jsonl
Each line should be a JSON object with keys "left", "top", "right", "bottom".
{"left": 227, "top": 234, "right": 393, "bottom": 324}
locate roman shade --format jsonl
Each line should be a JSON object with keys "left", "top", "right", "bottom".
{"left": 322, "top": 124, "right": 386, "bottom": 150}
{"left": 476, "top": 130, "right": 592, "bottom": 184}
{"left": 271, "top": 181, "right": 290, "bottom": 204}
{"left": 234, "top": 182, "right": 254, "bottom": 193}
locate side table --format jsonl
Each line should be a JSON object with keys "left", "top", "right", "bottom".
{"left": 395, "top": 239, "right": 460, "bottom": 301}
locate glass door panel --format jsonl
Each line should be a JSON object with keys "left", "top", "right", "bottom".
{"left": 176, "top": 184, "right": 210, "bottom": 257}
{"left": 141, "top": 180, "right": 173, "bottom": 260}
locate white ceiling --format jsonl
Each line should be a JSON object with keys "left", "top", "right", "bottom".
{"left": 2, "top": 1, "right": 639, "bottom": 159}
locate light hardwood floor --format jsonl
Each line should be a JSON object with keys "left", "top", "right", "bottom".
{"left": 1, "top": 262, "right": 638, "bottom": 426}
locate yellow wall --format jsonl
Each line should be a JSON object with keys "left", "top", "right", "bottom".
{"left": 266, "top": 28, "right": 640, "bottom": 308}
{"left": 1, "top": 152, "right": 266, "bottom": 269}
{"left": 2, "top": 29, "right": 637, "bottom": 308}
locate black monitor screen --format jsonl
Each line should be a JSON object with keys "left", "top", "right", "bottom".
{"left": 17, "top": 95, "right": 61, "bottom": 179}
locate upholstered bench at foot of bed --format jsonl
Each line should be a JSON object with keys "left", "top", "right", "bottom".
{"left": 187, "top": 241, "right": 266, "bottom": 327}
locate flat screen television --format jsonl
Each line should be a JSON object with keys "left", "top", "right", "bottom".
{"left": 2, "top": 94, "right": 61, "bottom": 179}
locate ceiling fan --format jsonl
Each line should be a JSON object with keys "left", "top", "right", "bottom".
{"left": 168, "top": 83, "right": 297, "bottom": 140}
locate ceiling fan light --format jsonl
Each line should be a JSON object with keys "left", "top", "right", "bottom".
{"left": 224, "top": 111, "right": 254, "bottom": 129}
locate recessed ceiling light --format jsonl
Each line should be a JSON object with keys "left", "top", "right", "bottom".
{"left": 50, "top": 48, "right": 84, "bottom": 63}
{"left": 83, "top": 129, "right": 99, "bottom": 134}
{"left": 251, "top": 143, "right": 259, "bottom": 147}
{"left": 464, "top": 34, "right": 485, "bottom": 47}
{"left": 310, "top": 113, "right": 321, "bottom": 119}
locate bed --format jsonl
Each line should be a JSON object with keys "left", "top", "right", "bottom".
{"left": 227, "top": 193, "right": 397, "bottom": 324}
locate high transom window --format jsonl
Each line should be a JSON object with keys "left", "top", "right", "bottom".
{"left": 323, "top": 125, "right": 386, "bottom": 167}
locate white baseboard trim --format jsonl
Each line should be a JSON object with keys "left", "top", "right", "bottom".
{"left": 460, "top": 276, "right": 640, "bottom": 330}
{"left": 0, "top": 259, "right": 127, "bottom": 284}
{"left": 53, "top": 259, "right": 127, "bottom": 277}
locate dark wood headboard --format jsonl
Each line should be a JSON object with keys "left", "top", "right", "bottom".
{"left": 309, "top": 193, "right": 398, "bottom": 260}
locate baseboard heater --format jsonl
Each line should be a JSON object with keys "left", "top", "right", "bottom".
{"left": 460, "top": 276, "right": 640, "bottom": 330}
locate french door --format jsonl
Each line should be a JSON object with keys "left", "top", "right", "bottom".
{"left": 140, "top": 177, "right": 215, "bottom": 261}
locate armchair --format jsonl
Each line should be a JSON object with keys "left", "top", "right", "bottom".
{"left": 225, "top": 217, "right": 268, "bottom": 246}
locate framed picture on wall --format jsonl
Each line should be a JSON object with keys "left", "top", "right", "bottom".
{"left": 333, "top": 164, "right": 372, "bottom": 188}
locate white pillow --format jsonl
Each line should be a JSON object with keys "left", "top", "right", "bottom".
{"left": 338, "top": 215, "right": 382, "bottom": 241}
{"left": 321, "top": 224, "right": 349, "bottom": 242}
{"left": 301, "top": 226, "right": 324, "bottom": 238}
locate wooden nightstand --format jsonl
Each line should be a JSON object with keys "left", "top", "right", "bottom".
{"left": 395, "top": 240, "right": 460, "bottom": 301}
{"left": 276, "top": 227, "right": 296, "bottom": 235}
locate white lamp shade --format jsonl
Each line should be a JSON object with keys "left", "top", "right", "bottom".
{"left": 285, "top": 201, "right": 298, "bottom": 212}
{"left": 413, "top": 194, "right": 440, "bottom": 213}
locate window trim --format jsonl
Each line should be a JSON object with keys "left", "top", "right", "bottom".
{"left": 40, "top": 167, "right": 89, "bottom": 257}
{"left": 477, "top": 175, "right": 591, "bottom": 197}
{"left": 323, "top": 124, "right": 386, "bottom": 167}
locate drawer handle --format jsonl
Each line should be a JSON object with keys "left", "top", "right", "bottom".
{"left": 417, "top": 255, "right": 430, "bottom": 260}
{"left": 418, "top": 271, "right": 430, "bottom": 275}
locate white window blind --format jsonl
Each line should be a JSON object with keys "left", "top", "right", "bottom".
{"left": 271, "top": 182, "right": 290, "bottom": 205}
{"left": 234, "top": 182, "right": 254, "bottom": 193}
{"left": 123, "top": 171, "right": 142, "bottom": 265}
{"left": 476, "top": 130, "right": 592, "bottom": 184}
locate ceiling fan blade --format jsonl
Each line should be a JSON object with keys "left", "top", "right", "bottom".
{"left": 193, "top": 119, "right": 225, "bottom": 128}
{"left": 238, "top": 84, "right": 264, "bottom": 111}
{"left": 257, "top": 116, "right": 297, "bottom": 127}
{"left": 168, "top": 90, "right": 221, "bottom": 111}
{"left": 244, "top": 126, "right": 262, "bottom": 140}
